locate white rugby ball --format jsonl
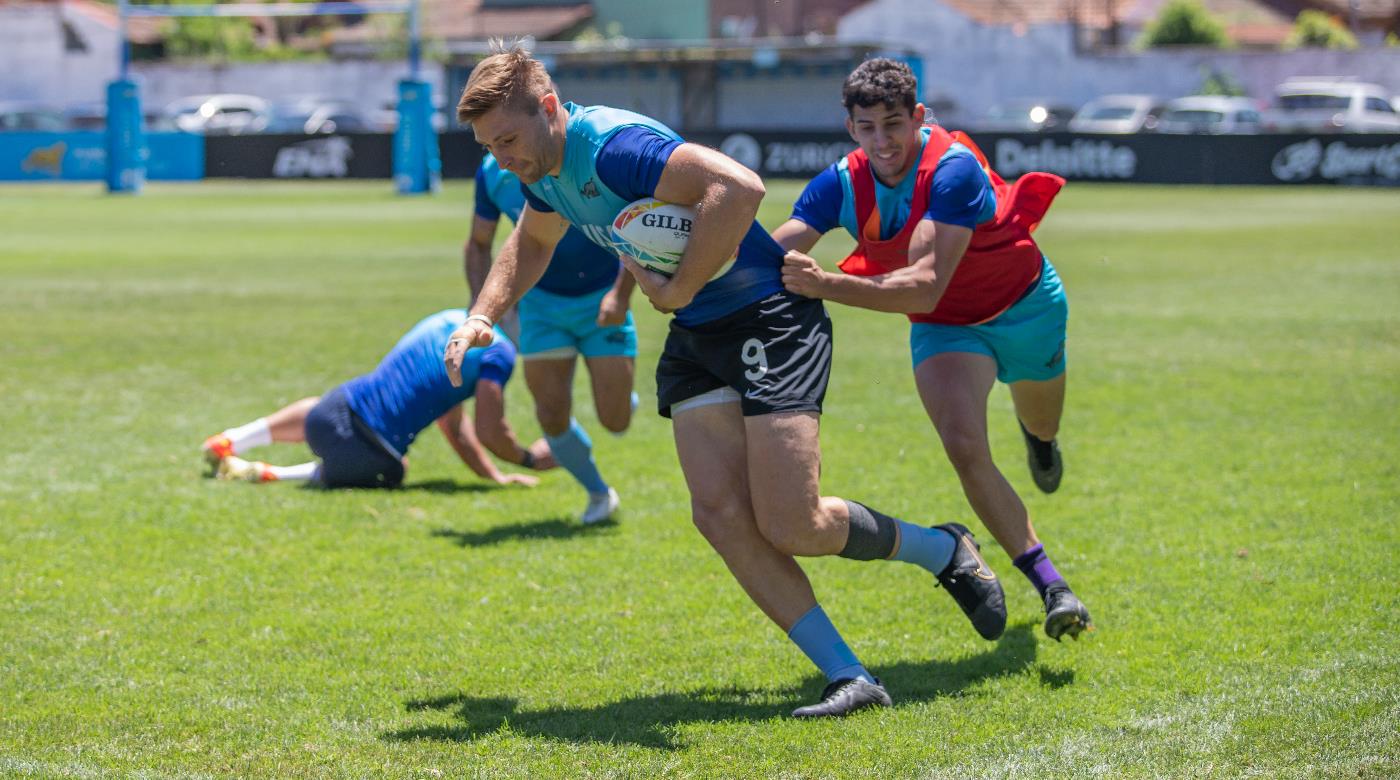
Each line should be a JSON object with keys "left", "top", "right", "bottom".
{"left": 610, "top": 198, "right": 736, "bottom": 279}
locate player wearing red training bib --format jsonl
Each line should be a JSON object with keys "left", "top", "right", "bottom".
{"left": 772, "top": 58, "right": 1094, "bottom": 641}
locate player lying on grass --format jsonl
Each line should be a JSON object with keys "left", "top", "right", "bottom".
{"left": 443, "top": 41, "right": 1008, "bottom": 719}
{"left": 469, "top": 151, "right": 637, "bottom": 524}
{"left": 771, "top": 58, "right": 1093, "bottom": 640}
{"left": 203, "top": 308, "right": 553, "bottom": 490}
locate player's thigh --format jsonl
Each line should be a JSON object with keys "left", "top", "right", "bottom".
{"left": 1009, "top": 372, "right": 1066, "bottom": 438}
{"left": 304, "top": 390, "right": 403, "bottom": 488}
{"left": 523, "top": 357, "right": 576, "bottom": 433}
{"left": 742, "top": 411, "right": 824, "bottom": 536}
{"left": 672, "top": 392, "right": 753, "bottom": 531}
{"left": 583, "top": 355, "right": 635, "bottom": 432}
{"left": 914, "top": 351, "right": 999, "bottom": 464}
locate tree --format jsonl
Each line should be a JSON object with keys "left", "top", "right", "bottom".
{"left": 166, "top": 17, "right": 259, "bottom": 60}
{"left": 1141, "top": 0, "right": 1230, "bottom": 48}
{"left": 1285, "top": 10, "right": 1359, "bottom": 50}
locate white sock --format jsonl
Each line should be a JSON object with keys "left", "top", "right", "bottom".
{"left": 223, "top": 418, "right": 272, "bottom": 452}
{"left": 267, "top": 461, "right": 319, "bottom": 482}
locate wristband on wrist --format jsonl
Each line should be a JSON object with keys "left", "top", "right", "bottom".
{"left": 466, "top": 313, "right": 494, "bottom": 329}
{"left": 519, "top": 449, "right": 536, "bottom": 470}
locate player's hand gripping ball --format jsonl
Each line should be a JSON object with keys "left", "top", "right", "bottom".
{"left": 610, "top": 198, "right": 736, "bottom": 279}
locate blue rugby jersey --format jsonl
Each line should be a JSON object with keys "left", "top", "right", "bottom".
{"left": 342, "top": 310, "right": 515, "bottom": 455}
{"left": 520, "top": 102, "right": 785, "bottom": 326}
{"left": 474, "top": 153, "right": 620, "bottom": 297}
{"left": 791, "top": 126, "right": 998, "bottom": 241}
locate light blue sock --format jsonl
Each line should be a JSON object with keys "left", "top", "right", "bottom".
{"left": 787, "top": 605, "right": 874, "bottom": 684}
{"left": 545, "top": 419, "right": 608, "bottom": 495}
{"left": 892, "top": 521, "right": 956, "bottom": 575}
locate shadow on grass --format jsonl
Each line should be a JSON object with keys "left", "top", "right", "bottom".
{"left": 384, "top": 623, "right": 1052, "bottom": 749}
{"left": 399, "top": 479, "right": 501, "bottom": 495}
{"left": 431, "top": 516, "right": 617, "bottom": 548}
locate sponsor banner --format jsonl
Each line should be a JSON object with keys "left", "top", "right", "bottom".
{"left": 1267, "top": 137, "right": 1400, "bottom": 185}
{"left": 989, "top": 133, "right": 1400, "bottom": 185}
{"left": 201, "top": 131, "right": 1400, "bottom": 185}
{"left": 438, "top": 132, "right": 484, "bottom": 179}
{"left": 691, "top": 131, "right": 857, "bottom": 178}
{"left": 0, "top": 132, "right": 203, "bottom": 181}
{"left": 699, "top": 130, "right": 1400, "bottom": 185}
{"left": 205, "top": 134, "right": 392, "bottom": 178}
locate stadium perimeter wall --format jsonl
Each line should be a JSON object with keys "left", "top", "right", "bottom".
{"left": 10, "top": 130, "right": 1393, "bottom": 186}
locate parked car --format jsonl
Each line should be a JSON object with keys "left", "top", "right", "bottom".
{"left": 1156, "top": 96, "right": 1262, "bottom": 135}
{"left": 161, "top": 94, "right": 271, "bottom": 135}
{"left": 976, "top": 100, "right": 1076, "bottom": 132}
{"left": 0, "top": 102, "right": 67, "bottom": 132}
{"left": 1068, "top": 95, "right": 1166, "bottom": 134}
{"left": 264, "top": 97, "right": 373, "bottom": 134}
{"left": 1263, "top": 78, "right": 1400, "bottom": 133}
{"left": 373, "top": 99, "right": 449, "bottom": 133}
{"left": 63, "top": 103, "right": 108, "bottom": 132}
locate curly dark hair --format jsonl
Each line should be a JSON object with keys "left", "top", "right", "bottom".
{"left": 842, "top": 58, "right": 917, "bottom": 115}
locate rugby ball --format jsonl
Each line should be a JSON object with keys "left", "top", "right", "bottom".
{"left": 610, "top": 198, "right": 736, "bottom": 279}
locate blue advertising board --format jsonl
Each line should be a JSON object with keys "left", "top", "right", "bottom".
{"left": 0, "top": 132, "right": 204, "bottom": 181}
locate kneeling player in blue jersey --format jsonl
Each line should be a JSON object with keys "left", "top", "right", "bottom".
{"left": 202, "top": 309, "right": 553, "bottom": 489}
{"left": 468, "top": 152, "right": 637, "bottom": 524}
{"left": 443, "top": 43, "right": 1009, "bottom": 718}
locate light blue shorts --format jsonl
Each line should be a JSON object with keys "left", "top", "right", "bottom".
{"left": 517, "top": 285, "right": 638, "bottom": 360}
{"left": 910, "top": 256, "right": 1067, "bottom": 384}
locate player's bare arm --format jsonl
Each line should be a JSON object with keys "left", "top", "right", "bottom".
{"left": 622, "top": 143, "right": 764, "bottom": 311}
{"left": 434, "top": 403, "right": 537, "bottom": 486}
{"left": 596, "top": 265, "right": 635, "bottom": 327}
{"left": 770, "top": 218, "right": 824, "bottom": 254}
{"left": 445, "top": 204, "right": 568, "bottom": 386}
{"left": 464, "top": 214, "right": 499, "bottom": 303}
{"left": 781, "top": 218, "right": 972, "bottom": 314}
{"left": 473, "top": 378, "right": 554, "bottom": 472}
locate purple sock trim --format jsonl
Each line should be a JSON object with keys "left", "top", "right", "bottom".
{"left": 1013, "top": 543, "right": 1065, "bottom": 598}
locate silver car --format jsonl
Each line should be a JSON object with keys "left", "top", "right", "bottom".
{"left": 1068, "top": 95, "right": 1166, "bottom": 134}
{"left": 1264, "top": 79, "right": 1400, "bottom": 133}
{"left": 1157, "top": 96, "right": 1262, "bottom": 135}
{"left": 977, "top": 100, "right": 1077, "bottom": 133}
{"left": 162, "top": 94, "right": 271, "bottom": 136}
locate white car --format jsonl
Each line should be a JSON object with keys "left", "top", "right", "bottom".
{"left": 1068, "top": 95, "right": 1166, "bottom": 134}
{"left": 162, "top": 94, "right": 271, "bottom": 135}
{"left": 1157, "top": 96, "right": 1262, "bottom": 135}
{"left": 1264, "top": 79, "right": 1400, "bottom": 133}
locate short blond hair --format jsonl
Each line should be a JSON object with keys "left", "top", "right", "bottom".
{"left": 457, "top": 39, "right": 554, "bottom": 124}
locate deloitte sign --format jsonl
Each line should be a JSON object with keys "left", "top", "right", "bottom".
{"left": 995, "top": 138, "right": 1137, "bottom": 180}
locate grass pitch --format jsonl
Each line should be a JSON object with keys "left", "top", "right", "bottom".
{"left": 0, "top": 180, "right": 1397, "bottom": 779}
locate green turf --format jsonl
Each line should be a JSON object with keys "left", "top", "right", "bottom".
{"left": 1, "top": 180, "right": 1397, "bottom": 779}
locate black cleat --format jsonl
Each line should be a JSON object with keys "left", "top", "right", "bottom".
{"left": 791, "top": 677, "right": 892, "bottom": 718}
{"left": 1044, "top": 583, "right": 1094, "bottom": 641}
{"left": 1019, "top": 421, "right": 1062, "bottom": 494}
{"left": 934, "top": 523, "right": 1007, "bottom": 641}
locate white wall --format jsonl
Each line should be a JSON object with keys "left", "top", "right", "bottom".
{"left": 0, "top": 6, "right": 441, "bottom": 113}
{"left": 838, "top": 0, "right": 1400, "bottom": 121}
{"left": 132, "top": 61, "right": 443, "bottom": 114}
{"left": 716, "top": 72, "right": 849, "bottom": 129}
{"left": 552, "top": 72, "right": 684, "bottom": 128}
{"left": 0, "top": 4, "right": 122, "bottom": 105}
